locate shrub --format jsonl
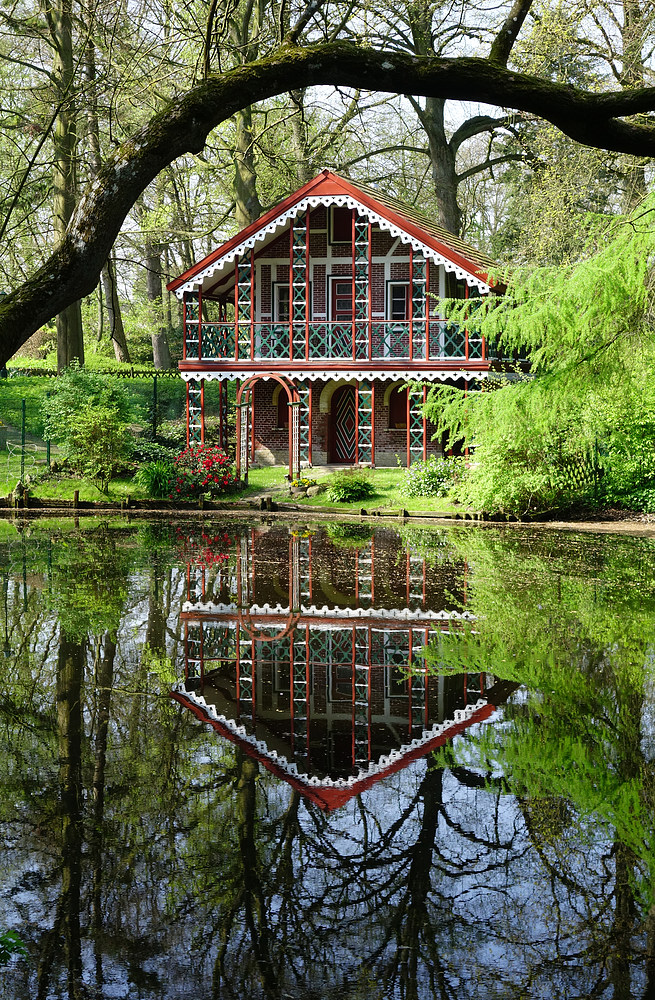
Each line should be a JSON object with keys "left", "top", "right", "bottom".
{"left": 133, "top": 460, "right": 174, "bottom": 498}
{"left": 67, "top": 403, "right": 133, "bottom": 492}
{"left": 168, "top": 445, "right": 236, "bottom": 499}
{"left": 326, "top": 468, "right": 376, "bottom": 503}
{"left": 401, "top": 456, "right": 464, "bottom": 499}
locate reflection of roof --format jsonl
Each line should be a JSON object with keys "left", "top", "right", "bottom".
{"left": 182, "top": 601, "right": 474, "bottom": 624}
{"left": 167, "top": 169, "right": 501, "bottom": 299}
{"left": 171, "top": 682, "right": 496, "bottom": 811}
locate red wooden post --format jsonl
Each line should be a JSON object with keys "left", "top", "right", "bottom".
{"left": 367, "top": 221, "right": 373, "bottom": 362}
{"left": 355, "top": 382, "right": 360, "bottom": 465}
{"left": 464, "top": 282, "right": 470, "bottom": 361}
{"left": 197, "top": 289, "right": 203, "bottom": 362}
{"left": 422, "top": 384, "right": 427, "bottom": 461}
{"left": 289, "top": 222, "right": 294, "bottom": 362}
{"left": 371, "top": 382, "right": 376, "bottom": 467}
{"left": 234, "top": 258, "right": 239, "bottom": 361}
{"left": 408, "top": 245, "right": 414, "bottom": 361}
{"left": 305, "top": 211, "right": 310, "bottom": 361}
{"left": 183, "top": 294, "right": 187, "bottom": 361}
{"left": 425, "top": 260, "right": 431, "bottom": 360}
{"left": 406, "top": 387, "right": 411, "bottom": 469}
{"left": 250, "top": 249, "right": 255, "bottom": 362}
{"left": 200, "top": 380, "right": 205, "bottom": 445}
{"left": 351, "top": 208, "right": 356, "bottom": 361}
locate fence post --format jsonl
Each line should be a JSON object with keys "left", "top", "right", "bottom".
{"left": 45, "top": 390, "right": 51, "bottom": 468}
{"left": 20, "top": 399, "right": 25, "bottom": 482}
{"left": 152, "top": 375, "right": 158, "bottom": 440}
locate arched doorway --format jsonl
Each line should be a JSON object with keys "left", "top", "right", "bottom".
{"left": 329, "top": 384, "right": 357, "bottom": 463}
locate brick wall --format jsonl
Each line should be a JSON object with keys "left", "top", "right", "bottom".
{"left": 251, "top": 379, "right": 442, "bottom": 467}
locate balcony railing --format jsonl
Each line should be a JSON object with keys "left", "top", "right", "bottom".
{"left": 185, "top": 321, "right": 486, "bottom": 364}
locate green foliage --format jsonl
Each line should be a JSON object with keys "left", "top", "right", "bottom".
{"left": 69, "top": 404, "right": 133, "bottom": 493}
{"left": 326, "top": 468, "right": 376, "bottom": 503}
{"left": 428, "top": 198, "right": 655, "bottom": 514}
{"left": 133, "top": 460, "right": 174, "bottom": 498}
{"left": 400, "top": 455, "right": 464, "bottom": 499}
{"left": 0, "top": 928, "right": 27, "bottom": 965}
{"left": 325, "top": 523, "right": 374, "bottom": 548}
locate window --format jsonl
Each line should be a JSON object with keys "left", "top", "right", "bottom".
{"left": 388, "top": 386, "right": 407, "bottom": 429}
{"left": 273, "top": 282, "right": 289, "bottom": 322}
{"left": 388, "top": 283, "right": 409, "bottom": 321}
{"left": 330, "top": 206, "right": 352, "bottom": 244}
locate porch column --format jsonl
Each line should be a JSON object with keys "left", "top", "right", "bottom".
{"left": 186, "top": 378, "right": 204, "bottom": 446}
{"left": 296, "top": 379, "right": 311, "bottom": 466}
{"left": 356, "top": 380, "right": 373, "bottom": 465}
{"left": 236, "top": 393, "right": 251, "bottom": 484}
{"left": 406, "top": 385, "right": 426, "bottom": 467}
{"left": 353, "top": 214, "right": 369, "bottom": 360}
{"left": 289, "top": 211, "right": 308, "bottom": 362}
{"left": 235, "top": 252, "right": 253, "bottom": 361}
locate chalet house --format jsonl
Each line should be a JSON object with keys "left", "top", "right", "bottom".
{"left": 167, "top": 170, "right": 501, "bottom": 480}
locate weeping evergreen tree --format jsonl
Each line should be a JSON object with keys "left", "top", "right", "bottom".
{"left": 425, "top": 198, "right": 655, "bottom": 514}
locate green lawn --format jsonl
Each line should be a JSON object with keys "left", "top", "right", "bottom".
{"left": 240, "top": 465, "right": 460, "bottom": 513}
{"left": 1, "top": 453, "right": 460, "bottom": 514}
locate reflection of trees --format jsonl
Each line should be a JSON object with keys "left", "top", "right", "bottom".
{"left": 3, "top": 523, "right": 655, "bottom": 997}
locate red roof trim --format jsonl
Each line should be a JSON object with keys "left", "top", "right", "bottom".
{"left": 171, "top": 689, "right": 496, "bottom": 811}
{"left": 166, "top": 170, "right": 495, "bottom": 293}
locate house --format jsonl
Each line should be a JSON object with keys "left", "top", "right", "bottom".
{"left": 172, "top": 522, "right": 515, "bottom": 810}
{"left": 167, "top": 170, "right": 502, "bottom": 480}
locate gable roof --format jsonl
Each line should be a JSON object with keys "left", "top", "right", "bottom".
{"left": 167, "top": 169, "right": 500, "bottom": 299}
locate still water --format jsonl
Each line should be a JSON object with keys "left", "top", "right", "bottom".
{"left": 1, "top": 516, "right": 654, "bottom": 999}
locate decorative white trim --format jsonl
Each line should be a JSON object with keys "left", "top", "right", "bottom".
{"left": 180, "top": 369, "right": 489, "bottom": 384}
{"left": 173, "top": 682, "right": 491, "bottom": 790}
{"left": 175, "top": 194, "right": 491, "bottom": 299}
{"left": 182, "top": 600, "right": 474, "bottom": 621}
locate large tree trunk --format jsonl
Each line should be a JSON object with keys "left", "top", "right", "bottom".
{"left": 51, "top": 0, "right": 84, "bottom": 371}
{"left": 101, "top": 258, "right": 131, "bottom": 363}
{"left": 420, "top": 96, "right": 462, "bottom": 235}
{"left": 144, "top": 236, "right": 172, "bottom": 369}
{"left": 83, "top": 16, "right": 130, "bottom": 363}
{"left": 234, "top": 106, "right": 262, "bottom": 228}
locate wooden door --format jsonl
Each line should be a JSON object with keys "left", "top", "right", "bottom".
{"left": 330, "top": 385, "right": 357, "bottom": 463}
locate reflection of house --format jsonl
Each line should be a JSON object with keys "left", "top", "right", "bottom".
{"left": 173, "top": 526, "right": 509, "bottom": 810}
{"left": 167, "top": 171, "right": 504, "bottom": 478}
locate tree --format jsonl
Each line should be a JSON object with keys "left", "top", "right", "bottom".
{"left": 2, "top": 4, "right": 655, "bottom": 365}
{"left": 425, "top": 195, "right": 655, "bottom": 513}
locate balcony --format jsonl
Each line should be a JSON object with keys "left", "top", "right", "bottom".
{"left": 184, "top": 320, "right": 487, "bottom": 366}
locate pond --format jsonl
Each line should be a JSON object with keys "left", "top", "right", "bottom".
{"left": 1, "top": 515, "right": 654, "bottom": 999}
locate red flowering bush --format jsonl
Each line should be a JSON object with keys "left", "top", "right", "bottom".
{"left": 168, "top": 445, "right": 237, "bottom": 500}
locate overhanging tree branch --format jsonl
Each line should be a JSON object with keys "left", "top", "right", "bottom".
{"left": 3, "top": 39, "right": 655, "bottom": 363}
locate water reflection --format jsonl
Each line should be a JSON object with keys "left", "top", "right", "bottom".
{"left": 176, "top": 524, "right": 511, "bottom": 809}
{"left": 1, "top": 518, "right": 655, "bottom": 999}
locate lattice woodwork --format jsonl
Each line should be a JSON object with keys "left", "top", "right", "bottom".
{"left": 296, "top": 380, "right": 310, "bottom": 466}
{"left": 354, "top": 217, "right": 369, "bottom": 360}
{"left": 411, "top": 256, "right": 427, "bottom": 358}
{"left": 408, "top": 390, "right": 425, "bottom": 465}
{"left": 254, "top": 324, "right": 290, "bottom": 360}
{"left": 357, "top": 381, "right": 373, "bottom": 465}
{"left": 184, "top": 294, "right": 199, "bottom": 359}
{"left": 187, "top": 379, "right": 203, "bottom": 445}
{"left": 236, "top": 254, "right": 252, "bottom": 358}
